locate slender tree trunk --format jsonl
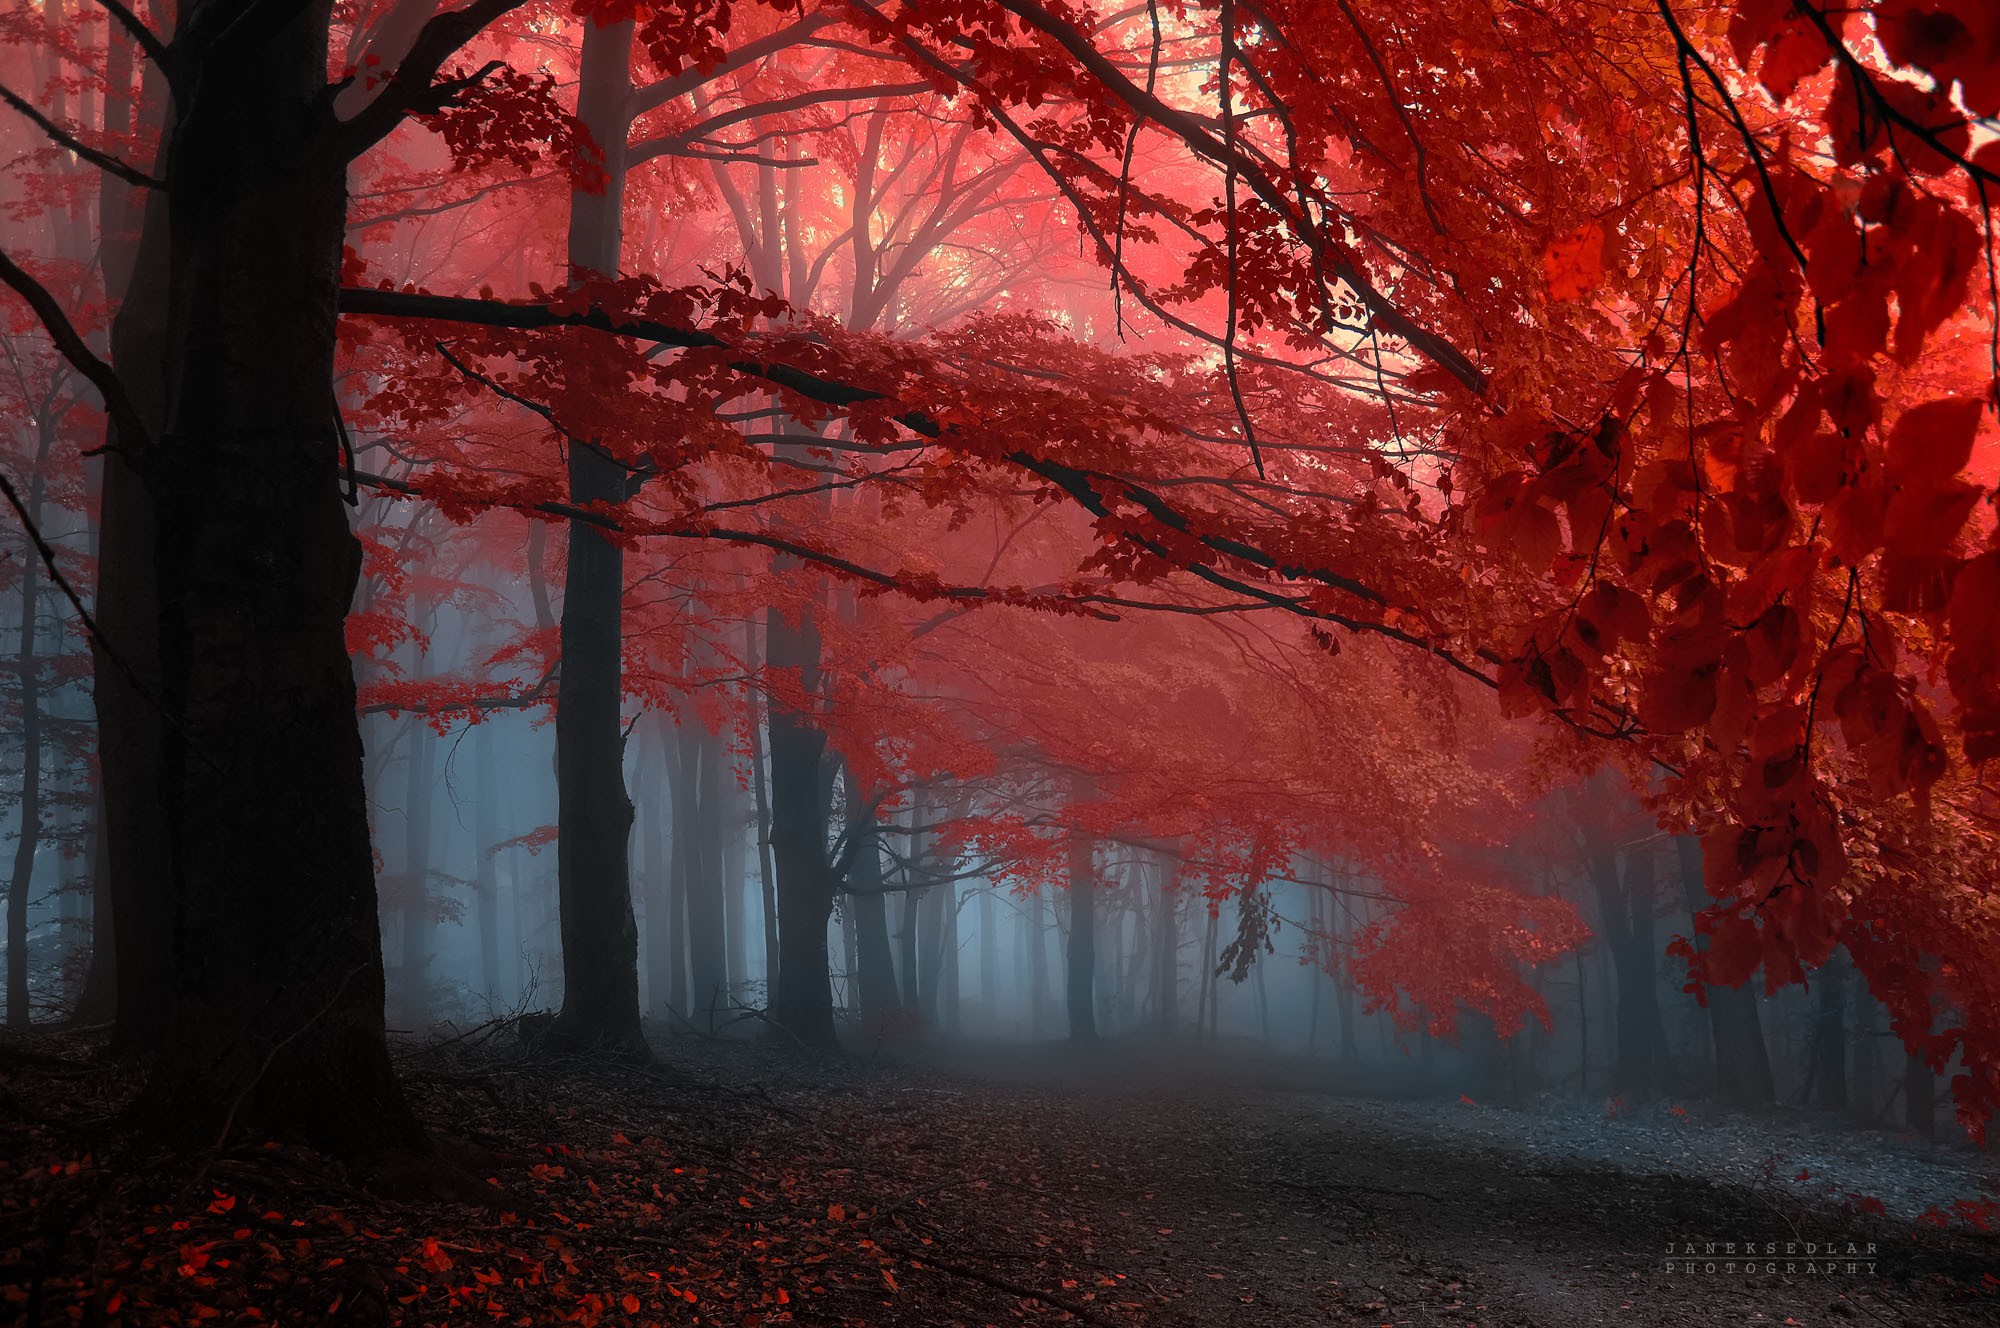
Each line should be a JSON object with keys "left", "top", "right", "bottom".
{"left": 6, "top": 415, "right": 52, "bottom": 1028}
{"left": 1027, "top": 884, "right": 1049, "bottom": 1037}
{"left": 140, "top": 3, "right": 422, "bottom": 1152}
{"left": 398, "top": 717, "right": 437, "bottom": 1028}
{"left": 1157, "top": 864, "right": 1188, "bottom": 1037}
{"left": 551, "top": 19, "right": 646, "bottom": 1055}
{"left": 1198, "top": 905, "right": 1218, "bottom": 1045}
{"left": 683, "top": 721, "right": 728, "bottom": 1029}
{"left": 474, "top": 721, "right": 501, "bottom": 1002}
{"left": 939, "top": 882, "right": 961, "bottom": 1032}
{"left": 742, "top": 618, "right": 779, "bottom": 998}
{"left": 722, "top": 777, "right": 747, "bottom": 996}
{"left": 844, "top": 766, "right": 900, "bottom": 1019}
{"left": 979, "top": 882, "right": 999, "bottom": 1016}
{"left": 653, "top": 714, "right": 685, "bottom": 1017}
{"left": 1065, "top": 817, "right": 1097, "bottom": 1043}
{"left": 766, "top": 596, "right": 835, "bottom": 1045}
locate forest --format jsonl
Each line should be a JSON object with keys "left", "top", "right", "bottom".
{"left": 1, "top": 0, "right": 1999, "bottom": 1323}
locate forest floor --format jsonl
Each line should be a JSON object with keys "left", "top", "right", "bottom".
{"left": 4, "top": 1025, "right": 1999, "bottom": 1328}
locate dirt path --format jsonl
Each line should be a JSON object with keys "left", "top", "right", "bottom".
{"left": 673, "top": 1035, "right": 2000, "bottom": 1328}
{"left": 7, "top": 1030, "right": 1996, "bottom": 1327}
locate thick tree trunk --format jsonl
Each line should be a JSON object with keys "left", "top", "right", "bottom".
{"left": 139, "top": 3, "right": 421, "bottom": 1153}
{"left": 1673, "top": 837, "right": 1775, "bottom": 1108}
{"left": 1065, "top": 821, "right": 1097, "bottom": 1043}
{"left": 98, "top": 101, "right": 173, "bottom": 1054}
{"left": 551, "top": 20, "right": 647, "bottom": 1055}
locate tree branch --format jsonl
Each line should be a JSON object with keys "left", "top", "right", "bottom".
{"left": 331, "top": 0, "right": 529, "bottom": 160}
{"left": 0, "top": 82, "right": 166, "bottom": 190}
{"left": 0, "top": 246, "right": 153, "bottom": 450}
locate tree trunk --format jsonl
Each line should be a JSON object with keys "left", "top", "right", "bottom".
{"left": 1152, "top": 860, "right": 1178, "bottom": 1035}
{"left": 474, "top": 721, "right": 502, "bottom": 1003}
{"left": 742, "top": 618, "right": 779, "bottom": 998}
{"left": 6, "top": 413, "right": 52, "bottom": 1028}
{"left": 1065, "top": 819, "right": 1097, "bottom": 1042}
{"left": 766, "top": 597, "right": 835, "bottom": 1045}
{"left": 1905, "top": 1048, "right": 1936, "bottom": 1140}
{"left": 680, "top": 720, "right": 728, "bottom": 1029}
{"left": 397, "top": 717, "right": 437, "bottom": 1029}
{"left": 1673, "top": 837, "right": 1775, "bottom": 1108}
{"left": 843, "top": 765, "right": 900, "bottom": 1019}
{"left": 1809, "top": 951, "right": 1850, "bottom": 1112}
{"left": 1027, "top": 883, "right": 1049, "bottom": 1037}
{"left": 551, "top": 19, "right": 646, "bottom": 1055}
{"left": 979, "top": 882, "right": 999, "bottom": 1017}
{"left": 97, "top": 77, "right": 174, "bottom": 1054}
{"left": 1585, "top": 832, "right": 1663, "bottom": 1099}
{"left": 139, "top": 3, "right": 421, "bottom": 1153}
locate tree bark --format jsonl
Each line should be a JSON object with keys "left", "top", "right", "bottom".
{"left": 97, "top": 68, "right": 174, "bottom": 1054}
{"left": 1065, "top": 817, "right": 1097, "bottom": 1043}
{"left": 6, "top": 411, "right": 53, "bottom": 1028}
{"left": 766, "top": 594, "right": 835, "bottom": 1046}
{"left": 843, "top": 765, "right": 900, "bottom": 1019}
{"left": 1809, "top": 950, "right": 1850, "bottom": 1112}
{"left": 139, "top": 1, "right": 421, "bottom": 1153}
{"left": 551, "top": 19, "right": 646, "bottom": 1054}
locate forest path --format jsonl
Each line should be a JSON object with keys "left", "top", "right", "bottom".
{"left": 670, "top": 1033, "right": 2000, "bottom": 1328}
{"left": 9, "top": 1028, "right": 1996, "bottom": 1327}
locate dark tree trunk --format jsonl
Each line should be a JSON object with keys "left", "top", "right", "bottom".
{"left": 6, "top": 414, "right": 52, "bottom": 1028}
{"left": 681, "top": 720, "right": 728, "bottom": 1030}
{"left": 742, "top": 618, "right": 779, "bottom": 997}
{"left": 766, "top": 598, "right": 835, "bottom": 1045}
{"left": 1904, "top": 1048, "right": 1936, "bottom": 1140}
{"left": 139, "top": 3, "right": 421, "bottom": 1153}
{"left": 1065, "top": 821, "right": 1097, "bottom": 1043}
{"left": 72, "top": 811, "right": 116, "bottom": 1024}
{"left": 551, "top": 19, "right": 646, "bottom": 1055}
{"left": 1809, "top": 951, "right": 1850, "bottom": 1112}
{"left": 843, "top": 766, "right": 900, "bottom": 1020}
{"left": 1585, "top": 832, "right": 1663, "bottom": 1098}
{"left": 98, "top": 94, "right": 174, "bottom": 1054}
{"left": 1673, "top": 837, "right": 1775, "bottom": 1108}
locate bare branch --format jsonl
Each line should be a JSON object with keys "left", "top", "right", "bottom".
{"left": 0, "top": 82, "right": 166, "bottom": 190}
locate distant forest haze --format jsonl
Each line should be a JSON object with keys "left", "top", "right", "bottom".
{"left": 2, "top": 1, "right": 2000, "bottom": 1322}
